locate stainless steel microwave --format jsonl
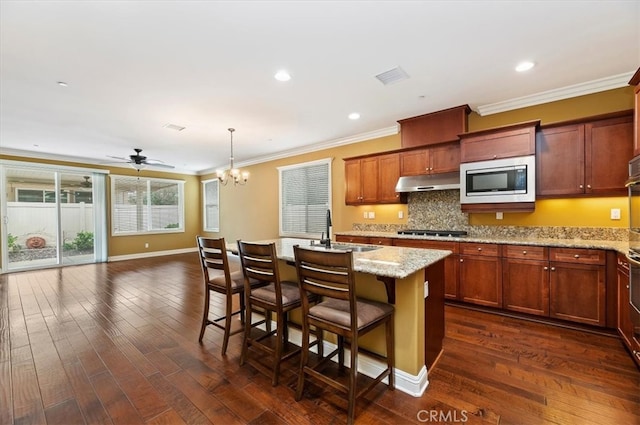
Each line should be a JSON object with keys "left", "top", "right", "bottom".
{"left": 460, "top": 155, "right": 536, "bottom": 204}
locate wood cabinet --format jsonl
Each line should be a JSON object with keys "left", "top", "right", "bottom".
{"left": 549, "top": 248, "right": 606, "bottom": 327}
{"left": 459, "top": 120, "right": 538, "bottom": 163}
{"left": 398, "top": 105, "right": 470, "bottom": 148}
{"left": 630, "top": 68, "right": 640, "bottom": 157}
{"left": 344, "top": 153, "right": 404, "bottom": 205}
{"left": 399, "top": 142, "right": 460, "bottom": 176}
{"left": 345, "top": 157, "right": 378, "bottom": 204}
{"left": 393, "top": 239, "right": 459, "bottom": 300}
{"left": 536, "top": 113, "right": 633, "bottom": 197}
{"left": 459, "top": 243, "right": 502, "bottom": 308}
{"left": 502, "top": 245, "right": 550, "bottom": 317}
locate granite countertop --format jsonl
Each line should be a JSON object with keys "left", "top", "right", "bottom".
{"left": 228, "top": 237, "right": 452, "bottom": 279}
{"left": 335, "top": 230, "right": 630, "bottom": 255}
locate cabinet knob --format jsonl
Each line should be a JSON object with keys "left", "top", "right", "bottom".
{"left": 587, "top": 184, "right": 591, "bottom": 189}
{"left": 551, "top": 267, "right": 556, "bottom": 271}
{"left": 522, "top": 250, "right": 527, "bottom": 255}
{"left": 574, "top": 254, "right": 580, "bottom": 259}
{"left": 627, "top": 285, "right": 630, "bottom": 289}
{"left": 477, "top": 247, "right": 482, "bottom": 251}
{"left": 579, "top": 184, "right": 584, "bottom": 189}
{"left": 493, "top": 155, "right": 497, "bottom": 159}
{"left": 544, "top": 266, "right": 549, "bottom": 270}
{"left": 460, "top": 259, "right": 464, "bottom": 263}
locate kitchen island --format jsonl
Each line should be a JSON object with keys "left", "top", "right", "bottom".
{"left": 229, "top": 237, "right": 452, "bottom": 396}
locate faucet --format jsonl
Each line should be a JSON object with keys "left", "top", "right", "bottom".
{"left": 319, "top": 209, "right": 332, "bottom": 248}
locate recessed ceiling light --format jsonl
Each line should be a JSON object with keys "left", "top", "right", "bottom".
{"left": 515, "top": 61, "right": 535, "bottom": 72}
{"left": 274, "top": 70, "right": 291, "bottom": 81}
{"left": 348, "top": 113, "right": 360, "bottom": 120}
{"left": 57, "top": 81, "right": 68, "bottom": 87}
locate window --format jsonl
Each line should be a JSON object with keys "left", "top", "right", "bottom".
{"left": 202, "top": 179, "right": 219, "bottom": 232}
{"left": 17, "top": 189, "right": 59, "bottom": 203}
{"left": 110, "top": 175, "right": 184, "bottom": 235}
{"left": 278, "top": 158, "right": 332, "bottom": 238}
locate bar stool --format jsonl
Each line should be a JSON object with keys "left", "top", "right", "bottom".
{"left": 237, "top": 240, "right": 322, "bottom": 386}
{"left": 293, "top": 245, "right": 394, "bottom": 424}
{"left": 196, "top": 236, "right": 264, "bottom": 355}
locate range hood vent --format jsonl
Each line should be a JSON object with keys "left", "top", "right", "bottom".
{"left": 395, "top": 172, "right": 460, "bottom": 192}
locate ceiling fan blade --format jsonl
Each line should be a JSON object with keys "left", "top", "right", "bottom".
{"left": 107, "top": 155, "right": 129, "bottom": 161}
{"left": 146, "top": 162, "right": 175, "bottom": 169}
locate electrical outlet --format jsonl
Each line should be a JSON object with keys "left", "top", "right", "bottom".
{"left": 496, "top": 212, "right": 503, "bottom": 220}
{"left": 398, "top": 210, "right": 404, "bottom": 219}
{"left": 363, "top": 211, "right": 368, "bottom": 219}
{"left": 144, "top": 242, "right": 149, "bottom": 248}
{"left": 424, "top": 281, "right": 429, "bottom": 298}
{"left": 368, "top": 211, "right": 375, "bottom": 219}
{"left": 610, "top": 208, "right": 621, "bottom": 220}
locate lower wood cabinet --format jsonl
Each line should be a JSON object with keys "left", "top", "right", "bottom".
{"left": 392, "top": 239, "right": 459, "bottom": 299}
{"left": 335, "top": 235, "right": 393, "bottom": 246}
{"left": 548, "top": 248, "right": 606, "bottom": 327}
{"left": 616, "top": 253, "right": 640, "bottom": 366}
{"left": 502, "top": 245, "right": 550, "bottom": 317}
{"left": 459, "top": 243, "right": 502, "bottom": 308}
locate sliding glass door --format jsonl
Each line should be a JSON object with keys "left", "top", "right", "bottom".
{"left": 1, "top": 162, "right": 107, "bottom": 272}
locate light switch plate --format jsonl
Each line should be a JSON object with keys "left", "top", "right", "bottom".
{"left": 610, "top": 208, "right": 621, "bottom": 220}
{"left": 368, "top": 211, "right": 375, "bottom": 219}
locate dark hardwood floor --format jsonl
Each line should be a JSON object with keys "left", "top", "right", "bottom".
{"left": 1, "top": 253, "right": 638, "bottom": 425}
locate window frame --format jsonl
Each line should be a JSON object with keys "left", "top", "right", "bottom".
{"left": 202, "top": 178, "right": 220, "bottom": 232}
{"left": 278, "top": 157, "right": 332, "bottom": 238}
{"left": 110, "top": 175, "right": 185, "bottom": 236}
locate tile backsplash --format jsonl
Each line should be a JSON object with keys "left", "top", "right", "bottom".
{"left": 351, "top": 190, "right": 629, "bottom": 241}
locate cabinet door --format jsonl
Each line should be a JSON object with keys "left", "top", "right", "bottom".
{"left": 502, "top": 258, "right": 549, "bottom": 316}
{"left": 394, "top": 239, "right": 459, "bottom": 300}
{"left": 549, "top": 262, "right": 606, "bottom": 326}
{"left": 344, "top": 159, "right": 362, "bottom": 204}
{"left": 429, "top": 143, "right": 461, "bottom": 174}
{"left": 377, "top": 153, "right": 402, "bottom": 203}
{"left": 400, "top": 149, "right": 429, "bottom": 176}
{"left": 459, "top": 255, "right": 502, "bottom": 308}
{"left": 585, "top": 115, "right": 633, "bottom": 195}
{"left": 536, "top": 124, "right": 585, "bottom": 196}
{"left": 360, "top": 157, "right": 379, "bottom": 203}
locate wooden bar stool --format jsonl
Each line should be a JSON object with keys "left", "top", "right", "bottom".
{"left": 293, "top": 245, "right": 394, "bottom": 424}
{"left": 237, "top": 240, "right": 321, "bottom": 386}
{"left": 196, "top": 236, "right": 264, "bottom": 355}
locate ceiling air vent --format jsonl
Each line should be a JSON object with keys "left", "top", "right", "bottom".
{"left": 375, "top": 67, "right": 410, "bottom": 85}
{"left": 163, "top": 123, "right": 186, "bottom": 131}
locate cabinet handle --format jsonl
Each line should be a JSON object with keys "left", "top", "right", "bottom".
{"left": 551, "top": 267, "right": 556, "bottom": 271}
{"left": 574, "top": 254, "right": 580, "bottom": 259}
{"left": 522, "top": 250, "right": 527, "bottom": 255}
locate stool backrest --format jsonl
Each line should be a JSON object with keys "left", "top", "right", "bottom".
{"left": 196, "top": 236, "right": 232, "bottom": 288}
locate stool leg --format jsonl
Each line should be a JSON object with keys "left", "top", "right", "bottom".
{"left": 221, "top": 290, "right": 233, "bottom": 355}
{"left": 387, "top": 315, "right": 395, "bottom": 389}
{"left": 240, "top": 295, "right": 253, "bottom": 366}
{"left": 347, "top": 339, "right": 358, "bottom": 424}
{"left": 295, "top": 320, "right": 310, "bottom": 401}
{"left": 198, "top": 288, "right": 210, "bottom": 343}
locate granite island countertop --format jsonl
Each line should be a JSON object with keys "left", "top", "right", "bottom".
{"left": 334, "top": 230, "right": 630, "bottom": 255}
{"left": 228, "top": 237, "right": 452, "bottom": 279}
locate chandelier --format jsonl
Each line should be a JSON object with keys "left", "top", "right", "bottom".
{"left": 217, "top": 128, "right": 249, "bottom": 186}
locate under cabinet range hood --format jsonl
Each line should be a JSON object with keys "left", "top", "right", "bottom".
{"left": 395, "top": 172, "right": 460, "bottom": 192}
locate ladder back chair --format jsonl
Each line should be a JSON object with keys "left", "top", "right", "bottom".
{"left": 196, "top": 236, "right": 263, "bottom": 355}
{"left": 293, "top": 245, "right": 394, "bottom": 424}
{"left": 237, "top": 240, "right": 322, "bottom": 386}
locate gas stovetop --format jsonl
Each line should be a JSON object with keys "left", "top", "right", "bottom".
{"left": 397, "top": 229, "right": 468, "bottom": 237}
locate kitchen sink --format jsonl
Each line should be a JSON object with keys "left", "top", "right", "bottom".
{"left": 308, "top": 242, "right": 381, "bottom": 252}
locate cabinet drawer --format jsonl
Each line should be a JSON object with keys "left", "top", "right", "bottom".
{"left": 460, "top": 242, "right": 500, "bottom": 257}
{"left": 549, "top": 247, "right": 605, "bottom": 265}
{"left": 369, "top": 237, "right": 393, "bottom": 246}
{"left": 335, "top": 235, "right": 370, "bottom": 244}
{"left": 393, "top": 238, "right": 459, "bottom": 253}
{"left": 503, "top": 245, "right": 548, "bottom": 261}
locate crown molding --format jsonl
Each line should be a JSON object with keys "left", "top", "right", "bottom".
{"left": 475, "top": 71, "right": 636, "bottom": 116}
{"left": 198, "top": 125, "right": 399, "bottom": 175}
{"left": 0, "top": 147, "right": 198, "bottom": 175}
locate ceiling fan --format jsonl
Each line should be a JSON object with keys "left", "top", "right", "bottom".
{"left": 107, "top": 148, "right": 175, "bottom": 170}
{"left": 62, "top": 176, "right": 92, "bottom": 190}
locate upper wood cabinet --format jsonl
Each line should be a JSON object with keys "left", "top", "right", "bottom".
{"left": 536, "top": 113, "right": 633, "bottom": 197}
{"left": 630, "top": 68, "right": 640, "bottom": 157}
{"left": 459, "top": 120, "right": 539, "bottom": 163}
{"left": 399, "top": 142, "right": 460, "bottom": 176}
{"left": 344, "top": 153, "right": 405, "bottom": 205}
{"left": 398, "top": 105, "right": 470, "bottom": 148}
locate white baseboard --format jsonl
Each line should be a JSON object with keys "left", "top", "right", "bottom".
{"left": 108, "top": 247, "right": 198, "bottom": 262}
{"left": 251, "top": 313, "right": 429, "bottom": 397}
